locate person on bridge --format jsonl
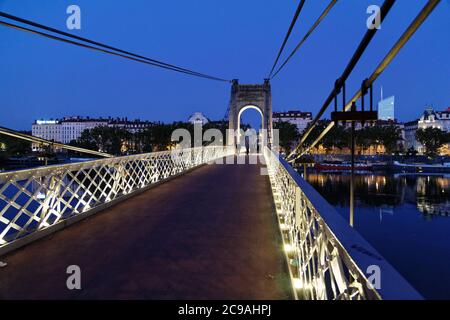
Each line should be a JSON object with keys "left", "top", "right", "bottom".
{"left": 245, "top": 133, "right": 250, "bottom": 155}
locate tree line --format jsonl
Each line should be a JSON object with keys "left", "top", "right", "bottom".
{"left": 415, "top": 127, "right": 449, "bottom": 157}
{"left": 301, "top": 121, "right": 449, "bottom": 157}
{"left": 301, "top": 121, "right": 404, "bottom": 155}
{"left": 69, "top": 121, "right": 233, "bottom": 156}
{"left": 0, "top": 121, "right": 448, "bottom": 160}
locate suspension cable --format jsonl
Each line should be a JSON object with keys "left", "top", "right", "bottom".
{"left": 286, "top": 0, "right": 396, "bottom": 159}
{"left": 271, "top": 0, "right": 337, "bottom": 80}
{"left": 0, "top": 126, "right": 113, "bottom": 158}
{"left": 289, "top": 0, "right": 442, "bottom": 162}
{"left": 267, "top": 0, "right": 306, "bottom": 78}
{"left": 0, "top": 11, "right": 230, "bottom": 82}
{"left": 0, "top": 20, "right": 228, "bottom": 82}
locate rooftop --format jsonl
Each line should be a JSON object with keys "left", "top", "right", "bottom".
{"left": 34, "top": 116, "right": 155, "bottom": 125}
{"left": 273, "top": 111, "right": 312, "bottom": 118}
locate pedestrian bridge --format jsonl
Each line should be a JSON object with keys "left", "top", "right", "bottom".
{"left": 0, "top": 147, "right": 420, "bottom": 299}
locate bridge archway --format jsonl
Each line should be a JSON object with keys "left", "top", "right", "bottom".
{"left": 227, "top": 79, "right": 272, "bottom": 146}
{"left": 237, "top": 104, "right": 263, "bottom": 141}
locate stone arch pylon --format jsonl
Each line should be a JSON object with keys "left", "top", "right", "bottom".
{"left": 227, "top": 79, "right": 272, "bottom": 146}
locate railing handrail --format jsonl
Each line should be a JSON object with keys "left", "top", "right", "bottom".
{"left": 0, "top": 146, "right": 219, "bottom": 184}
{"left": 266, "top": 147, "right": 422, "bottom": 300}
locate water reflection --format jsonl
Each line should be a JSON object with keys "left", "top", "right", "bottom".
{"left": 305, "top": 171, "right": 450, "bottom": 299}
{"left": 306, "top": 173, "right": 450, "bottom": 217}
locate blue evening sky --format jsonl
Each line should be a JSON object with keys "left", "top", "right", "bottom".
{"left": 1, "top": 0, "right": 449, "bottom": 130}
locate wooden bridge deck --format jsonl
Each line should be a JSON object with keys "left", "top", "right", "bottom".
{"left": 0, "top": 157, "right": 292, "bottom": 299}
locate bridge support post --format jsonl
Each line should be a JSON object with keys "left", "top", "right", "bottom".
{"left": 227, "top": 79, "right": 272, "bottom": 147}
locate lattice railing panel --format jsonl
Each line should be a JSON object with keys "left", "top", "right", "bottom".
{"left": 264, "top": 147, "right": 380, "bottom": 300}
{"left": 0, "top": 146, "right": 233, "bottom": 248}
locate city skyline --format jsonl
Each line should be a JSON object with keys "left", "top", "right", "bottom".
{"left": 1, "top": 0, "right": 449, "bottom": 130}
{"left": 1, "top": 0, "right": 449, "bottom": 303}
{"left": 29, "top": 100, "right": 449, "bottom": 126}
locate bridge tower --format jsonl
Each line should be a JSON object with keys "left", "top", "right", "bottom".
{"left": 227, "top": 79, "right": 272, "bottom": 146}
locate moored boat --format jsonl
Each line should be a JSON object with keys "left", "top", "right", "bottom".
{"left": 373, "top": 161, "right": 450, "bottom": 173}
{"left": 315, "top": 160, "right": 372, "bottom": 172}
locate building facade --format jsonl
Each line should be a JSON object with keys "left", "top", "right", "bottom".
{"left": 418, "top": 107, "right": 450, "bottom": 132}
{"left": 397, "top": 106, "right": 450, "bottom": 154}
{"left": 416, "top": 106, "right": 450, "bottom": 155}
{"left": 272, "top": 110, "right": 313, "bottom": 134}
{"left": 32, "top": 116, "right": 155, "bottom": 151}
{"left": 107, "top": 118, "right": 155, "bottom": 134}
{"left": 378, "top": 96, "right": 395, "bottom": 121}
{"left": 31, "top": 120, "right": 62, "bottom": 146}
{"left": 60, "top": 116, "right": 110, "bottom": 144}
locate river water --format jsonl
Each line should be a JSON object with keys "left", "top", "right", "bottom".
{"left": 305, "top": 172, "right": 450, "bottom": 299}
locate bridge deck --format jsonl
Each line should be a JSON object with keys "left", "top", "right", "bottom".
{"left": 0, "top": 157, "right": 292, "bottom": 299}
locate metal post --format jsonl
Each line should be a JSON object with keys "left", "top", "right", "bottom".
{"left": 303, "top": 163, "right": 307, "bottom": 179}
{"left": 342, "top": 82, "right": 346, "bottom": 112}
{"left": 350, "top": 103, "right": 356, "bottom": 228}
{"left": 341, "top": 82, "right": 346, "bottom": 126}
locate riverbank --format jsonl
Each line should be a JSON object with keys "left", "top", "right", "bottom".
{"left": 303, "top": 154, "right": 450, "bottom": 174}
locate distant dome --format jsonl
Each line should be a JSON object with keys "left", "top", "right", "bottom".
{"left": 422, "top": 106, "right": 436, "bottom": 120}
{"left": 188, "top": 112, "right": 209, "bottom": 125}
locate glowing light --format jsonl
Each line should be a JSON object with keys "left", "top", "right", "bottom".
{"left": 36, "top": 120, "right": 58, "bottom": 125}
{"left": 284, "top": 244, "right": 294, "bottom": 253}
{"left": 36, "top": 192, "right": 46, "bottom": 200}
{"left": 293, "top": 278, "right": 303, "bottom": 289}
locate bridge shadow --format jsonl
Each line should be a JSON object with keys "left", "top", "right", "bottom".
{"left": 0, "top": 157, "right": 292, "bottom": 299}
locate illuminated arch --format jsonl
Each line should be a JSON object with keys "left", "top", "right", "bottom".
{"left": 237, "top": 105, "right": 264, "bottom": 141}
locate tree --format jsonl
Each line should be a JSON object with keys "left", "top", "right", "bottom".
{"left": 0, "top": 133, "right": 32, "bottom": 156}
{"left": 72, "top": 126, "right": 130, "bottom": 155}
{"left": 356, "top": 126, "right": 375, "bottom": 153}
{"left": 137, "top": 122, "right": 198, "bottom": 152}
{"left": 273, "top": 121, "right": 300, "bottom": 154}
{"left": 134, "top": 129, "right": 153, "bottom": 153}
{"left": 302, "top": 120, "right": 330, "bottom": 150}
{"left": 378, "top": 125, "right": 403, "bottom": 154}
{"left": 416, "top": 127, "right": 449, "bottom": 157}
{"left": 322, "top": 124, "right": 348, "bottom": 153}
{"left": 354, "top": 124, "right": 402, "bottom": 155}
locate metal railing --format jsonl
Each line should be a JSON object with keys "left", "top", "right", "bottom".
{"left": 264, "top": 147, "right": 422, "bottom": 300}
{"left": 0, "top": 146, "right": 233, "bottom": 254}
